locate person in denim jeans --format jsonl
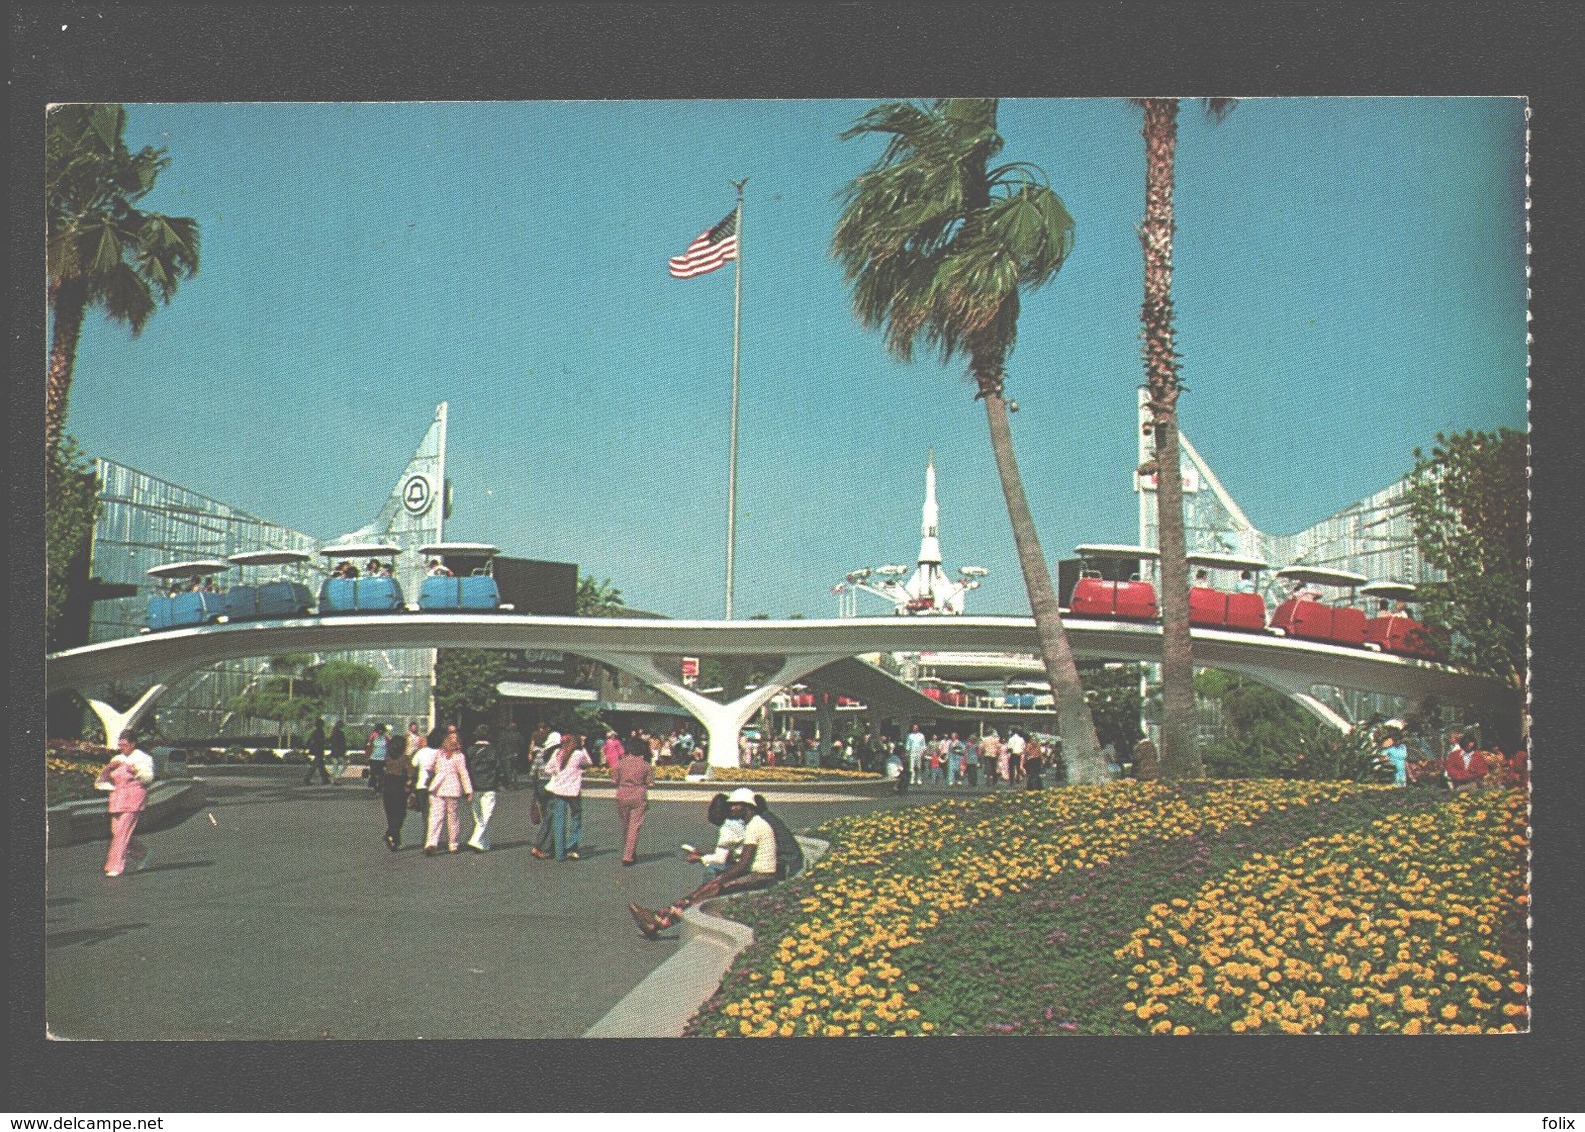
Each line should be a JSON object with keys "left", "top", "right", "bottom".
{"left": 543, "top": 733, "right": 592, "bottom": 860}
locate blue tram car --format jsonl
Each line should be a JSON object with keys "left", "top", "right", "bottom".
{"left": 415, "top": 543, "right": 512, "bottom": 612}
{"left": 317, "top": 543, "right": 406, "bottom": 614}
{"left": 144, "top": 560, "right": 231, "bottom": 630}
{"left": 222, "top": 550, "right": 315, "bottom": 621}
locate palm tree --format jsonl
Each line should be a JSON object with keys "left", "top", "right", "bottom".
{"left": 575, "top": 575, "right": 626, "bottom": 618}
{"left": 1135, "top": 97, "right": 1233, "bottom": 780}
{"left": 833, "top": 98, "right": 1107, "bottom": 784}
{"left": 46, "top": 103, "right": 200, "bottom": 461}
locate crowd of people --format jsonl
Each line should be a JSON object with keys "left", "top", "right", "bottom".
{"left": 881, "top": 723, "right": 1054, "bottom": 791}
{"left": 92, "top": 712, "right": 1525, "bottom": 902}
{"left": 92, "top": 723, "right": 801, "bottom": 946}
{"left": 296, "top": 718, "right": 681, "bottom": 863}
{"left": 1378, "top": 721, "right": 1528, "bottom": 790}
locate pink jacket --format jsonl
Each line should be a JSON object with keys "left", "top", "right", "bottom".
{"left": 427, "top": 750, "right": 473, "bottom": 798}
{"left": 545, "top": 748, "right": 592, "bottom": 798}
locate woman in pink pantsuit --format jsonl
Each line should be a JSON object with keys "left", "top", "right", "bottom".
{"left": 602, "top": 730, "right": 625, "bottom": 771}
{"left": 96, "top": 733, "right": 156, "bottom": 877}
{"left": 424, "top": 731, "right": 473, "bottom": 855}
{"left": 612, "top": 735, "right": 655, "bottom": 866}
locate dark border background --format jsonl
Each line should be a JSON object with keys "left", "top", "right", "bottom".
{"left": 10, "top": 1, "right": 1582, "bottom": 1114}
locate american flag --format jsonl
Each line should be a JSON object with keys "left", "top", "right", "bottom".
{"left": 668, "top": 210, "right": 739, "bottom": 279}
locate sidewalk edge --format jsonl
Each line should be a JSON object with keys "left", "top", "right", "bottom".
{"left": 583, "top": 834, "right": 829, "bottom": 1038}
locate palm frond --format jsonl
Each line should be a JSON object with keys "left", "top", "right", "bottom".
{"left": 1203, "top": 98, "right": 1237, "bottom": 123}
{"left": 93, "top": 261, "right": 158, "bottom": 334}
{"left": 834, "top": 97, "right": 1072, "bottom": 373}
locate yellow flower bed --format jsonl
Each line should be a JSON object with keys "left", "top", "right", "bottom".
{"left": 46, "top": 755, "right": 107, "bottom": 804}
{"left": 585, "top": 765, "right": 881, "bottom": 783}
{"left": 707, "top": 779, "right": 1368, "bottom": 1037}
{"left": 47, "top": 756, "right": 103, "bottom": 776}
{"left": 1115, "top": 789, "right": 1528, "bottom": 1034}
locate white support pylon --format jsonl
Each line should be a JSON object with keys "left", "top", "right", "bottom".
{"left": 584, "top": 651, "right": 848, "bottom": 768}
{"left": 84, "top": 683, "right": 170, "bottom": 745}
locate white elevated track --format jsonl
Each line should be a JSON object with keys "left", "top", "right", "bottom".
{"left": 49, "top": 614, "right": 1505, "bottom": 766}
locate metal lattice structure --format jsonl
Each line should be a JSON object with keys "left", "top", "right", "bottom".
{"left": 80, "top": 406, "right": 450, "bottom": 740}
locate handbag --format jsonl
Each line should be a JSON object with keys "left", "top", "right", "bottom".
{"left": 530, "top": 794, "right": 543, "bottom": 825}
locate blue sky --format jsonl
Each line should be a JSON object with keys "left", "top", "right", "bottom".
{"left": 62, "top": 98, "right": 1527, "bottom": 620}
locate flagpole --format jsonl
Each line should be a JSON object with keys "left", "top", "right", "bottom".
{"left": 725, "top": 178, "right": 747, "bottom": 620}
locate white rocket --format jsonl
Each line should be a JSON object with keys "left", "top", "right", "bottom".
{"left": 839, "top": 451, "right": 986, "bottom": 616}
{"left": 901, "top": 451, "right": 970, "bottom": 614}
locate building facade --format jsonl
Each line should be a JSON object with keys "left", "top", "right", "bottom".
{"left": 77, "top": 406, "right": 450, "bottom": 740}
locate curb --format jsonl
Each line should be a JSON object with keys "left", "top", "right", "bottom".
{"left": 583, "top": 833, "right": 829, "bottom": 1038}
{"left": 45, "top": 779, "right": 208, "bottom": 847}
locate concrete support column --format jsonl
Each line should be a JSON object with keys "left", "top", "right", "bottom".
{"left": 583, "top": 651, "right": 845, "bottom": 768}
{"left": 1287, "top": 691, "right": 1354, "bottom": 734}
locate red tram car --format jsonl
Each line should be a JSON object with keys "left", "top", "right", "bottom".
{"left": 1067, "top": 545, "right": 1160, "bottom": 621}
{"left": 1186, "top": 552, "right": 1270, "bottom": 633}
{"left": 1360, "top": 581, "right": 1443, "bottom": 660}
{"left": 1267, "top": 566, "right": 1370, "bottom": 647}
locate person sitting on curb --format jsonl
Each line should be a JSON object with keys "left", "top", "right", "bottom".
{"left": 693, "top": 792, "right": 747, "bottom": 881}
{"left": 629, "top": 788, "right": 778, "bottom": 938}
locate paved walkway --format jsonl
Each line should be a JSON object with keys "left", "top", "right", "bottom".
{"left": 43, "top": 773, "right": 974, "bottom": 1039}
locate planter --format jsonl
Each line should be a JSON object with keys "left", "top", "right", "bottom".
{"left": 45, "top": 779, "right": 208, "bottom": 847}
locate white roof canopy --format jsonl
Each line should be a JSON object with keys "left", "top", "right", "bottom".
{"left": 318, "top": 543, "right": 401, "bottom": 559}
{"left": 419, "top": 542, "right": 499, "bottom": 558}
{"left": 1187, "top": 552, "right": 1270, "bottom": 572}
{"left": 147, "top": 559, "right": 231, "bottom": 580}
{"left": 1275, "top": 565, "right": 1369, "bottom": 588}
{"left": 1075, "top": 544, "right": 1159, "bottom": 560}
{"left": 227, "top": 550, "right": 313, "bottom": 567}
{"left": 1360, "top": 581, "right": 1419, "bottom": 601}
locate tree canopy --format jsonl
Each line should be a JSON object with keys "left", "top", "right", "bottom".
{"left": 46, "top": 104, "right": 200, "bottom": 459}
{"left": 1404, "top": 428, "right": 1527, "bottom": 739}
{"left": 576, "top": 575, "right": 626, "bottom": 617}
{"left": 434, "top": 649, "right": 506, "bottom": 730}
{"left": 310, "top": 659, "right": 381, "bottom": 723}
{"left": 46, "top": 439, "right": 99, "bottom": 643}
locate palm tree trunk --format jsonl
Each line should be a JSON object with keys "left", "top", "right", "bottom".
{"left": 981, "top": 388, "right": 1106, "bottom": 784}
{"left": 1140, "top": 97, "right": 1202, "bottom": 779}
{"left": 1151, "top": 410, "right": 1200, "bottom": 777}
{"left": 47, "top": 279, "right": 89, "bottom": 462}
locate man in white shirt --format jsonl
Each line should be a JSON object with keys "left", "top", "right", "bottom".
{"left": 1006, "top": 730, "right": 1027, "bottom": 783}
{"left": 1007, "top": 729, "right": 1026, "bottom": 762}
{"left": 904, "top": 724, "right": 927, "bottom": 784}
{"left": 629, "top": 788, "right": 779, "bottom": 938}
